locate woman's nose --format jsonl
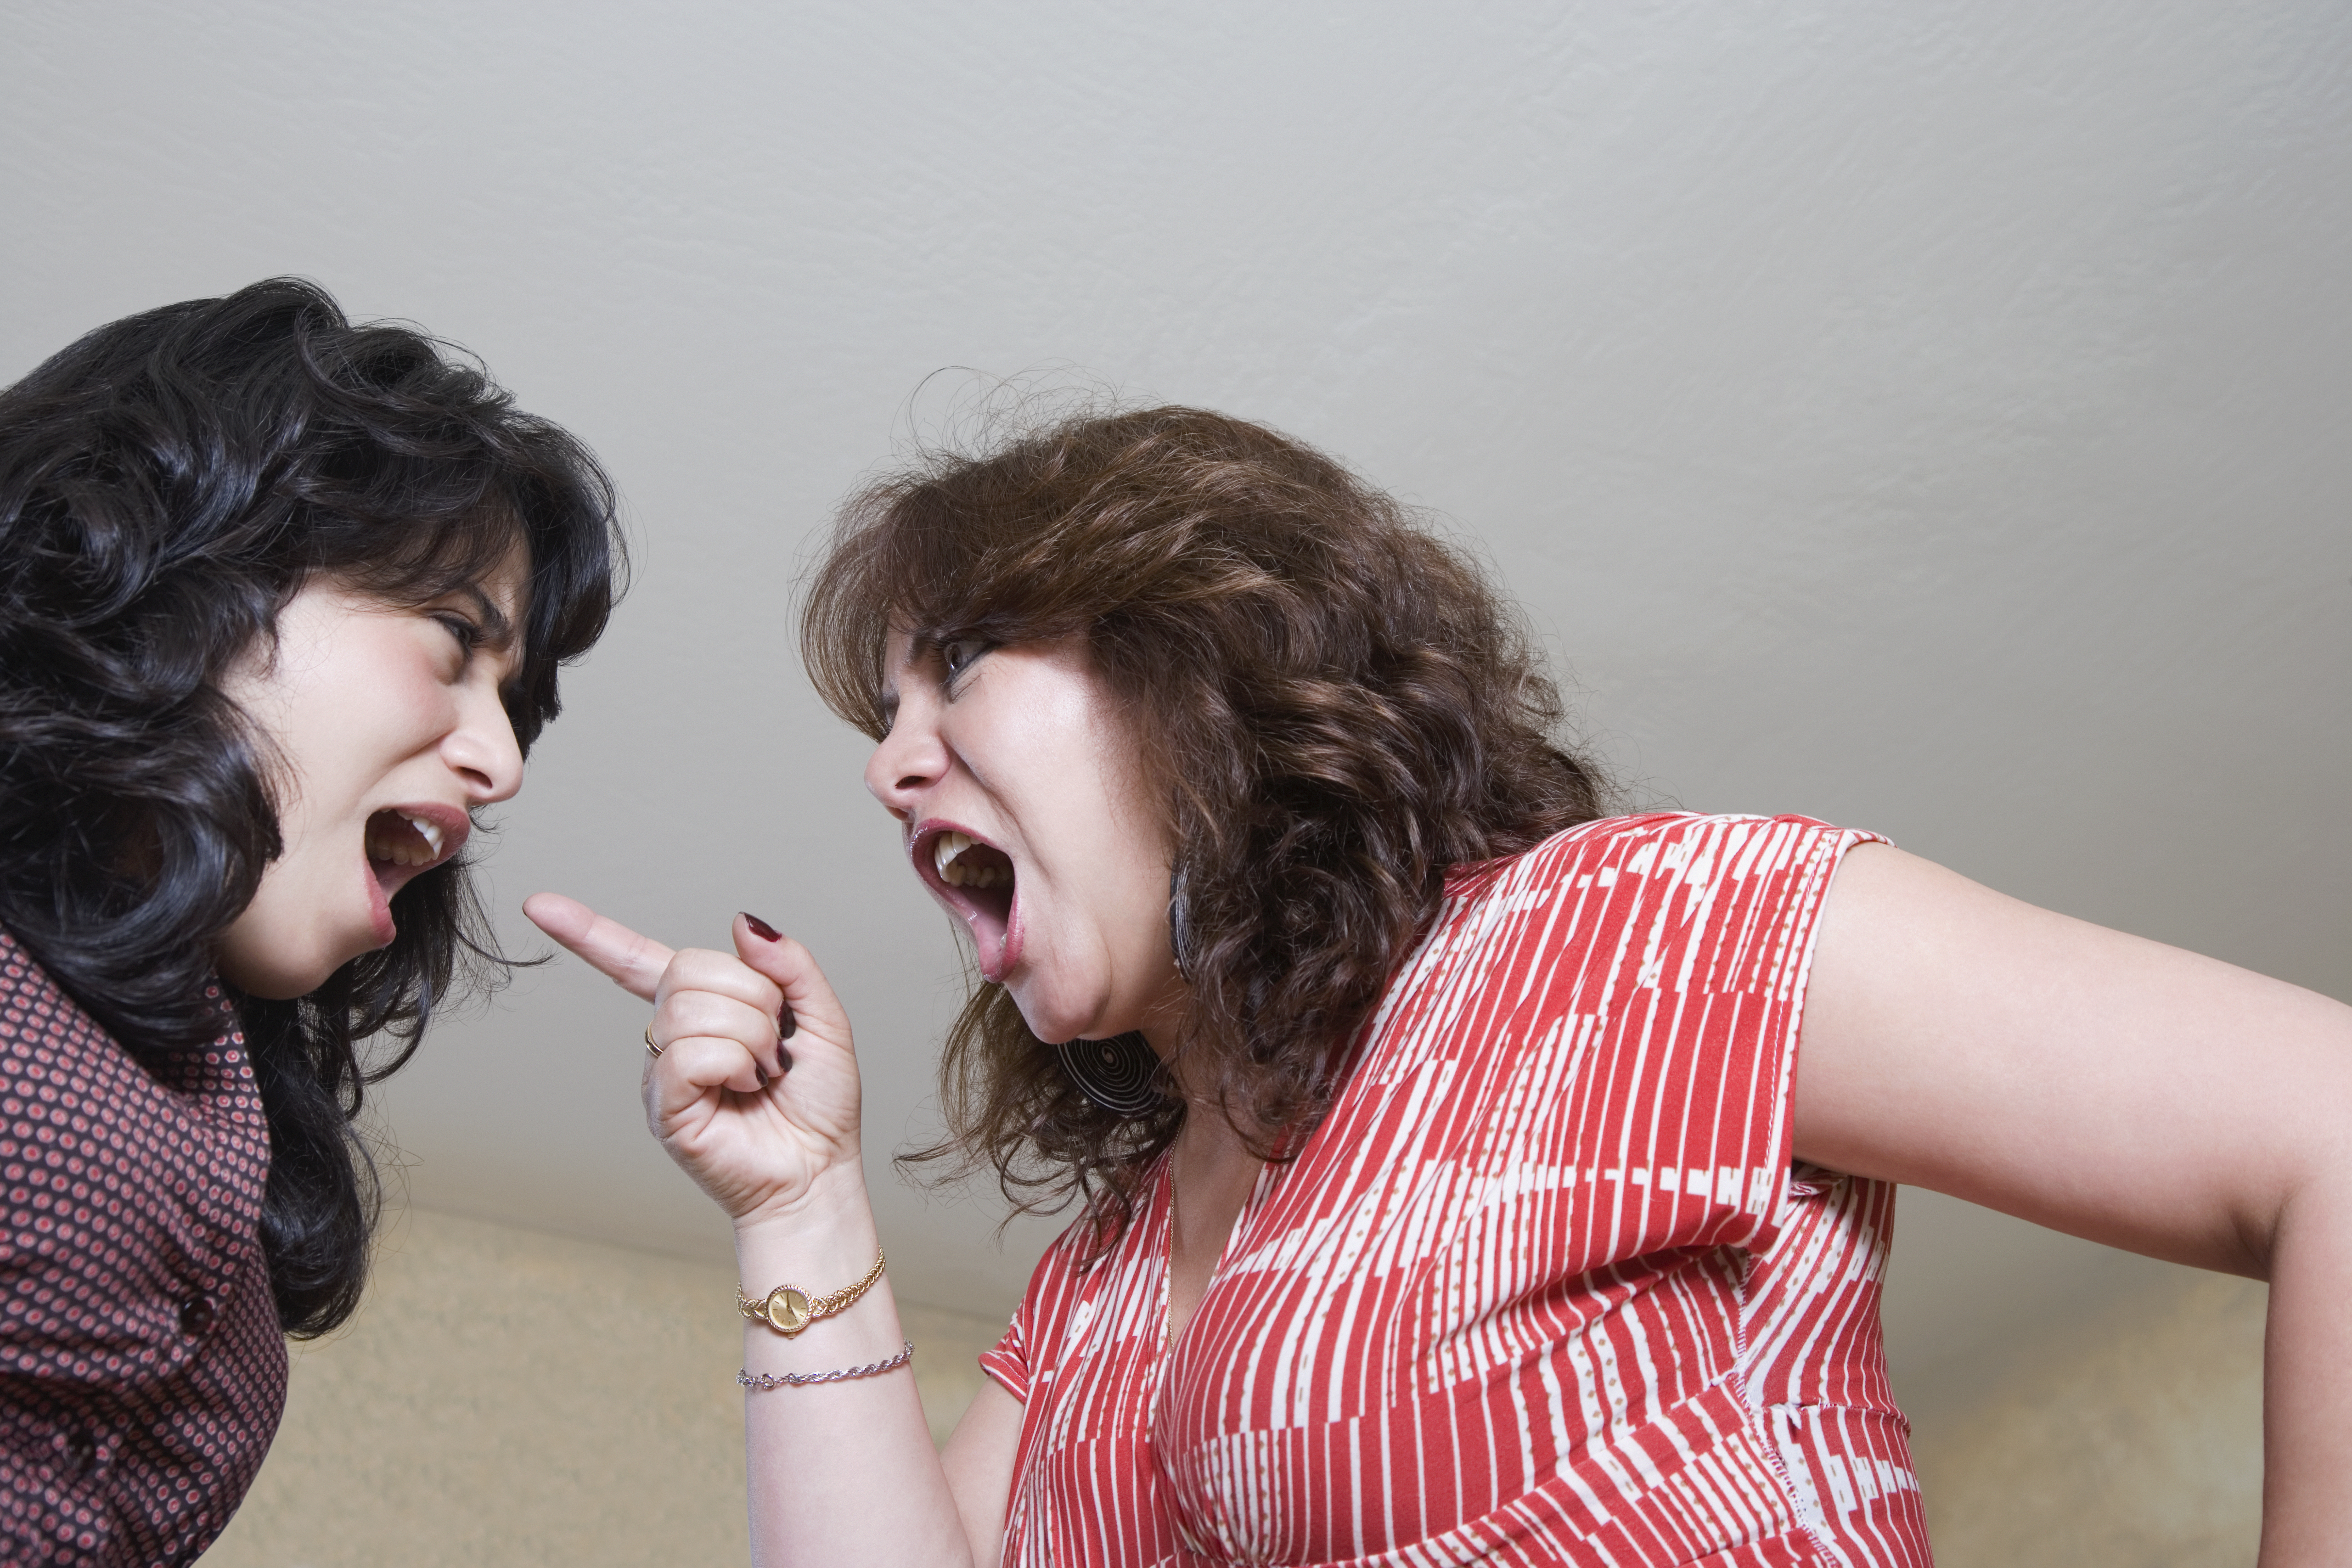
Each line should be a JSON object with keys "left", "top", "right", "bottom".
{"left": 864, "top": 714, "right": 947, "bottom": 820}
{"left": 443, "top": 686, "right": 526, "bottom": 804}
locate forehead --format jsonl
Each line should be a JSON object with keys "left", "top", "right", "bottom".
{"left": 474, "top": 540, "right": 532, "bottom": 618}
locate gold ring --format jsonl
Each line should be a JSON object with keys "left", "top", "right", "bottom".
{"left": 643, "top": 1025, "right": 664, "bottom": 1059}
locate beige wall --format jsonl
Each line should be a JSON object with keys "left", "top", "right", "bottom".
{"left": 203, "top": 1207, "right": 1002, "bottom": 1568}
{"left": 207, "top": 1206, "right": 2267, "bottom": 1567}
{"left": 1906, "top": 1267, "right": 2266, "bottom": 1564}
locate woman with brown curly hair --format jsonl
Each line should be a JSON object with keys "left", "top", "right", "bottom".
{"left": 531, "top": 407, "right": 2352, "bottom": 1567}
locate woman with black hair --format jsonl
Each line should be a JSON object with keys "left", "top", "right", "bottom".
{"left": 0, "top": 278, "right": 624, "bottom": 1565}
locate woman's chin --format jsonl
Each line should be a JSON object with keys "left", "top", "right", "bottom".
{"left": 218, "top": 927, "right": 374, "bottom": 1000}
{"left": 1015, "top": 989, "right": 1145, "bottom": 1054}
{"left": 1008, "top": 984, "right": 1089, "bottom": 1049}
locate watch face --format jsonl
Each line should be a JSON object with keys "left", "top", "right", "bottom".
{"left": 765, "top": 1287, "right": 812, "bottom": 1336}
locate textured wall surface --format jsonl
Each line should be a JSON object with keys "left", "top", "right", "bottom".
{"left": 200, "top": 1205, "right": 2265, "bottom": 1566}
{"left": 202, "top": 1207, "right": 1002, "bottom": 1568}
{"left": 1909, "top": 1268, "right": 2267, "bottom": 1564}
{"left": 2, "top": 2, "right": 2341, "bottom": 1338}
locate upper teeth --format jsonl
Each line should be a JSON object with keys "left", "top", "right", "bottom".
{"left": 370, "top": 812, "right": 445, "bottom": 867}
{"left": 933, "top": 831, "right": 1007, "bottom": 889}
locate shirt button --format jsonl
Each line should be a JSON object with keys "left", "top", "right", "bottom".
{"left": 65, "top": 1430, "right": 97, "bottom": 1478}
{"left": 178, "top": 1295, "right": 216, "bottom": 1335}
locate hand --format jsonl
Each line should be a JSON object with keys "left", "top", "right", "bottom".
{"left": 522, "top": 894, "right": 865, "bottom": 1228}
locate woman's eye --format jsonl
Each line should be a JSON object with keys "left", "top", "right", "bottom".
{"left": 940, "top": 638, "right": 989, "bottom": 680}
{"left": 433, "top": 614, "right": 481, "bottom": 655}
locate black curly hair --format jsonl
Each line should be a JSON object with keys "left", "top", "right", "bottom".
{"left": 0, "top": 278, "right": 625, "bottom": 1335}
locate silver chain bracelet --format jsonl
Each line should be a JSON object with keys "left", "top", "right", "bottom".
{"left": 737, "top": 1340, "right": 915, "bottom": 1390}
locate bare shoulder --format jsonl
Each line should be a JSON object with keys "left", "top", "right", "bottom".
{"left": 1793, "top": 843, "right": 2352, "bottom": 1276}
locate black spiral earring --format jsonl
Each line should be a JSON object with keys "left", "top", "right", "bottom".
{"left": 1055, "top": 1034, "right": 1164, "bottom": 1117}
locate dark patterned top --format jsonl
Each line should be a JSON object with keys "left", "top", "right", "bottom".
{"left": 0, "top": 928, "right": 285, "bottom": 1566}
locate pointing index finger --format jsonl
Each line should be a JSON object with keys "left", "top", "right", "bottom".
{"left": 523, "top": 892, "right": 675, "bottom": 1002}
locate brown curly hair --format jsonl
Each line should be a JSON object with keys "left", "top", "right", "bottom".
{"left": 801, "top": 406, "right": 1609, "bottom": 1242}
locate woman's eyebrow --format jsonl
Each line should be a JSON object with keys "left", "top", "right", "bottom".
{"left": 460, "top": 585, "right": 519, "bottom": 648}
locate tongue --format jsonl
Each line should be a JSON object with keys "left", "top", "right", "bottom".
{"left": 969, "top": 906, "right": 1008, "bottom": 979}
{"left": 963, "top": 879, "right": 1016, "bottom": 981}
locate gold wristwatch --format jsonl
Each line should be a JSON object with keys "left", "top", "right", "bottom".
{"left": 737, "top": 1248, "right": 886, "bottom": 1337}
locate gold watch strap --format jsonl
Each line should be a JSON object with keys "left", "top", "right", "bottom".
{"left": 737, "top": 1248, "right": 886, "bottom": 1337}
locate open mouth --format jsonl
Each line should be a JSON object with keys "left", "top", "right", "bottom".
{"left": 916, "top": 826, "right": 1019, "bottom": 980}
{"left": 366, "top": 809, "right": 450, "bottom": 870}
{"left": 357, "top": 806, "right": 468, "bottom": 947}
{"left": 365, "top": 807, "right": 467, "bottom": 890}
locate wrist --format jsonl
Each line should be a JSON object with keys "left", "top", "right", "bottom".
{"left": 730, "top": 1171, "right": 903, "bottom": 1368}
{"left": 737, "top": 1243, "right": 887, "bottom": 1337}
{"left": 732, "top": 1165, "right": 877, "bottom": 1280}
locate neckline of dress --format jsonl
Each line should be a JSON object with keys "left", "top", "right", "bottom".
{"left": 1159, "top": 1141, "right": 1263, "bottom": 1358}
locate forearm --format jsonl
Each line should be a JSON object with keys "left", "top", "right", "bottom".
{"left": 2257, "top": 1170, "right": 2352, "bottom": 1564}
{"left": 737, "top": 1172, "right": 973, "bottom": 1568}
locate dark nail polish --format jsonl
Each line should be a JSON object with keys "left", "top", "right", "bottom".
{"left": 778, "top": 1046, "right": 794, "bottom": 1073}
{"left": 754, "top": 1064, "right": 769, "bottom": 1087}
{"left": 742, "top": 912, "right": 782, "bottom": 942}
{"left": 778, "top": 1004, "right": 798, "bottom": 1042}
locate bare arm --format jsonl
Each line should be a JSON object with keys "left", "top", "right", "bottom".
{"left": 941, "top": 1379, "right": 1024, "bottom": 1565}
{"left": 523, "top": 894, "right": 1024, "bottom": 1568}
{"left": 1795, "top": 844, "right": 2352, "bottom": 1561}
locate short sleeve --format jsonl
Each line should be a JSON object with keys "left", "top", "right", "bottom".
{"left": 1421, "top": 812, "right": 1888, "bottom": 1270}
{"left": 1571, "top": 812, "right": 1887, "bottom": 1252}
{"left": 1711, "top": 814, "right": 1889, "bottom": 1242}
{"left": 978, "top": 1305, "right": 1030, "bottom": 1404}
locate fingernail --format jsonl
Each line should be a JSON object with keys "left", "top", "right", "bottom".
{"left": 778, "top": 1046, "right": 794, "bottom": 1073}
{"left": 779, "top": 1004, "right": 798, "bottom": 1041}
{"left": 754, "top": 1064, "right": 769, "bottom": 1087}
{"left": 742, "top": 912, "right": 782, "bottom": 942}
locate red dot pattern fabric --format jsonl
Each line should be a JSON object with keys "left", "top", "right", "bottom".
{"left": 0, "top": 928, "right": 285, "bottom": 1566}
{"left": 982, "top": 814, "right": 1930, "bottom": 1567}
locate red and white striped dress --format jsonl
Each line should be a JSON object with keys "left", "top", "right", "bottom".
{"left": 980, "top": 813, "right": 1930, "bottom": 1567}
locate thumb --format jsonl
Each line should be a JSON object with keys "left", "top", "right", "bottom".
{"left": 524, "top": 892, "right": 675, "bottom": 1003}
